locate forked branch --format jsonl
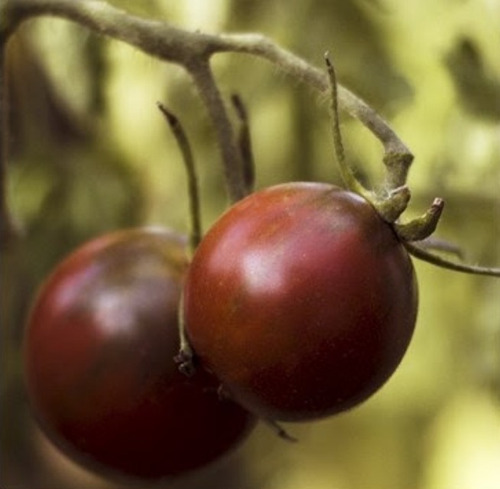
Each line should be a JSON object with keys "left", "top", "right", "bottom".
{"left": 2, "top": 0, "right": 498, "bottom": 281}
{"left": 0, "top": 0, "right": 413, "bottom": 204}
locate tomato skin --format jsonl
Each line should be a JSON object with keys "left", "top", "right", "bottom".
{"left": 24, "top": 228, "right": 255, "bottom": 481}
{"left": 184, "top": 183, "right": 418, "bottom": 422}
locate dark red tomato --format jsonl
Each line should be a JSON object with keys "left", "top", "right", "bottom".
{"left": 183, "top": 183, "right": 418, "bottom": 422}
{"left": 24, "top": 228, "right": 255, "bottom": 482}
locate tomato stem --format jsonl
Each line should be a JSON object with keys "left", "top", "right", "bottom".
{"left": 413, "top": 236, "right": 464, "bottom": 260}
{"left": 325, "top": 53, "right": 370, "bottom": 198}
{"left": 231, "top": 94, "right": 255, "bottom": 195}
{"left": 263, "top": 419, "right": 297, "bottom": 443}
{"left": 372, "top": 185, "right": 411, "bottom": 223}
{"left": 188, "top": 61, "right": 248, "bottom": 204}
{"left": 325, "top": 54, "right": 416, "bottom": 224}
{"left": 157, "top": 103, "right": 202, "bottom": 254}
{"left": 395, "top": 198, "right": 445, "bottom": 242}
{"left": 405, "top": 241, "right": 500, "bottom": 277}
{"left": 175, "top": 292, "right": 196, "bottom": 377}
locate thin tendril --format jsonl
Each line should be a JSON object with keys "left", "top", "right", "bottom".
{"left": 157, "top": 103, "right": 202, "bottom": 253}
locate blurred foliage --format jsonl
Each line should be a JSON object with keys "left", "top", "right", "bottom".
{"left": 445, "top": 37, "right": 500, "bottom": 121}
{"left": 1, "top": 0, "right": 499, "bottom": 488}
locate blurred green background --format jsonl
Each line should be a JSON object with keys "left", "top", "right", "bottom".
{"left": 1, "top": 0, "right": 499, "bottom": 488}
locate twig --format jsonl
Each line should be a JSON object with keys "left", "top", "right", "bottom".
{"left": 324, "top": 53, "right": 368, "bottom": 196}
{"left": 157, "top": 103, "right": 202, "bottom": 252}
{"left": 187, "top": 61, "right": 246, "bottom": 202}
{"left": 0, "top": 0, "right": 413, "bottom": 199}
{"left": 231, "top": 94, "right": 255, "bottom": 194}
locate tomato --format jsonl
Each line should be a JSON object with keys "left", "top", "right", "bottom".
{"left": 23, "top": 228, "right": 255, "bottom": 481}
{"left": 183, "top": 182, "right": 418, "bottom": 422}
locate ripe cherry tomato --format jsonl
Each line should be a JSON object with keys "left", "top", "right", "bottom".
{"left": 183, "top": 183, "right": 418, "bottom": 422}
{"left": 24, "top": 228, "right": 255, "bottom": 481}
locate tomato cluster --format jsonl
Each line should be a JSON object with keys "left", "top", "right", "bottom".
{"left": 23, "top": 166, "right": 422, "bottom": 483}
{"left": 24, "top": 64, "right": 497, "bottom": 484}
{"left": 24, "top": 183, "right": 420, "bottom": 483}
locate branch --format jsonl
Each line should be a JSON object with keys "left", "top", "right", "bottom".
{"left": 1, "top": 0, "right": 413, "bottom": 200}
{"left": 188, "top": 61, "right": 246, "bottom": 202}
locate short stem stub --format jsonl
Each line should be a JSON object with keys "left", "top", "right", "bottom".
{"left": 175, "top": 293, "right": 196, "bottom": 377}
{"left": 263, "top": 419, "right": 298, "bottom": 443}
{"left": 395, "top": 197, "right": 445, "bottom": 242}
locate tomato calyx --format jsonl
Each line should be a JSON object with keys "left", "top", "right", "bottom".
{"left": 325, "top": 53, "right": 500, "bottom": 277}
{"left": 325, "top": 54, "right": 442, "bottom": 238}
